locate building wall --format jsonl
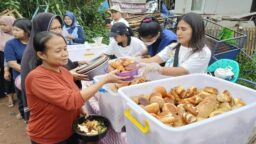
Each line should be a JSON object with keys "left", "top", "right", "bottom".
{"left": 174, "top": 0, "right": 253, "bottom": 16}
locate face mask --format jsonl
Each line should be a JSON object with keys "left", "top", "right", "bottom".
{"left": 143, "top": 33, "right": 160, "bottom": 46}
{"left": 144, "top": 41, "right": 155, "bottom": 46}
{"left": 144, "top": 37, "right": 158, "bottom": 46}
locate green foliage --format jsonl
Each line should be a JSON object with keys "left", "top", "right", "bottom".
{"left": 0, "top": 0, "right": 20, "bottom": 10}
{"left": 0, "top": 0, "right": 109, "bottom": 43}
{"left": 237, "top": 53, "right": 256, "bottom": 90}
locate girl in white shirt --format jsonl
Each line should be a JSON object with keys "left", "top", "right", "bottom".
{"left": 140, "top": 12, "right": 211, "bottom": 76}
{"left": 104, "top": 22, "right": 147, "bottom": 58}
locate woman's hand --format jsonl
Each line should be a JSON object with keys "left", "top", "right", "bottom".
{"left": 66, "top": 34, "right": 75, "bottom": 40}
{"left": 70, "top": 68, "right": 90, "bottom": 81}
{"left": 103, "top": 70, "right": 129, "bottom": 84}
{"left": 4, "top": 68, "right": 11, "bottom": 81}
{"left": 138, "top": 62, "right": 162, "bottom": 75}
{"left": 80, "top": 105, "right": 88, "bottom": 116}
{"left": 78, "top": 60, "right": 89, "bottom": 65}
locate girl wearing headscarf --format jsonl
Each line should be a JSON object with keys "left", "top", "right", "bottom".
{"left": 21, "top": 12, "right": 87, "bottom": 122}
{"left": 63, "top": 11, "right": 85, "bottom": 45}
{"left": 4, "top": 18, "right": 31, "bottom": 119}
{"left": 0, "top": 16, "right": 15, "bottom": 105}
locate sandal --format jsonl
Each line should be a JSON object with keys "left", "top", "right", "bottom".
{"left": 16, "top": 113, "right": 22, "bottom": 120}
{"left": 8, "top": 95, "right": 14, "bottom": 108}
{"left": 8, "top": 103, "right": 14, "bottom": 108}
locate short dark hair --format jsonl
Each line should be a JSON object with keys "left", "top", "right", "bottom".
{"left": 13, "top": 18, "right": 32, "bottom": 36}
{"left": 33, "top": 31, "right": 66, "bottom": 53}
{"left": 138, "top": 17, "right": 161, "bottom": 38}
{"left": 109, "top": 22, "right": 133, "bottom": 37}
{"left": 179, "top": 12, "right": 205, "bottom": 53}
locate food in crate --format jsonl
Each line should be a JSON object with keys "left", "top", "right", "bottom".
{"left": 131, "top": 86, "right": 246, "bottom": 127}
{"left": 108, "top": 58, "right": 136, "bottom": 72}
{"left": 108, "top": 58, "right": 139, "bottom": 81}
{"left": 108, "top": 77, "right": 147, "bottom": 92}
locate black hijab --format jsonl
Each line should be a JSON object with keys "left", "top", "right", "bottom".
{"left": 21, "top": 13, "right": 62, "bottom": 90}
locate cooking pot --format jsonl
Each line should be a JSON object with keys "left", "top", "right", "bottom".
{"left": 76, "top": 55, "right": 109, "bottom": 80}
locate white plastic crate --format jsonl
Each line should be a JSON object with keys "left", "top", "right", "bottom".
{"left": 118, "top": 74, "right": 256, "bottom": 144}
{"left": 93, "top": 73, "right": 169, "bottom": 132}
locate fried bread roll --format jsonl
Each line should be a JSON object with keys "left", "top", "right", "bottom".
{"left": 150, "top": 92, "right": 163, "bottom": 99}
{"left": 217, "top": 93, "right": 231, "bottom": 103}
{"left": 203, "top": 87, "right": 218, "bottom": 95}
{"left": 158, "top": 111, "right": 177, "bottom": 124}
{"left": 144, "top": 102, "right": 160, "bottom": 114}
{"left": 159, "top": 115, "right": 176, "bottom": 124}
{"left": 173, "top": 115, "right": 186, "bottom": 127}
{"left": 209, "top": 109, "right": 225, "bottom": 117}
{"left": 162, "top": 103, "right": 178, "bottom": 115}
{"left": 166, "top": 92, "right": 176, "bottom": 100}
{"left": 177, "top": 104, "right": 186, "bottom": 115}
{"left": 150, "top": 113, "right": 160, "bottom": 119}
{"left": 122, "top": 58, "right": 134, "bottom": 66}
{"left": 138, "top": 94, "right": 150, "bottom": 106}
{"left": 163, "top": 97, "right": 175, "bottom": 104}
{"left": 182, "top": 112, "right": 197, "bottom": 124}
{"left": 150, "top": 96, "right": 165, "bottom": 108}
{"left": 197, "top": 95, "right": 218, "bottom": 118}
{"left": 170, "top": 89, "right": 181, "bottom": 104}
{"left": 184, "top": 86, "right": 198, "bottom": 98}
{"left": 184, "top": 95, "right": 203, "bottom": 105}
{"left": 183, "top": 104, "right": 198, "bottom": 116}
{"left": 232, "top": 98, "right": 246, "bottom": 109}
{"left": 154, "top": 86, "right": 167, "bottom": 97}
{"left": 218, "top": 102, "right": 232, "bottom": 111}
{"left": 172, "top": 86, "right": 187, "bottom": 99}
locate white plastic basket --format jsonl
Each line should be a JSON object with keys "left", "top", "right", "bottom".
{"left": 118, "top": 74, "right": 256, "bottom": 144}
{"left": 93, "top": 72, "right": 169, "bottom": 132}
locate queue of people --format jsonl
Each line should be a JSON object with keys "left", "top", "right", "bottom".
{"left": 0, "top": 6, "right": 212, "bottom": 144}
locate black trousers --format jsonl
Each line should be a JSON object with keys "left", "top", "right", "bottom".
{"left": 31, "top": 134, "right": 79, "bottom": 144}
{"left": 0, "top": 51, "right": 15, "bottom": 95}
{"left": 15, "top": 86, "right": 24, "bottom": 119}
{"left": 0, "top": 51, "right": 5, "bottom": 97}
